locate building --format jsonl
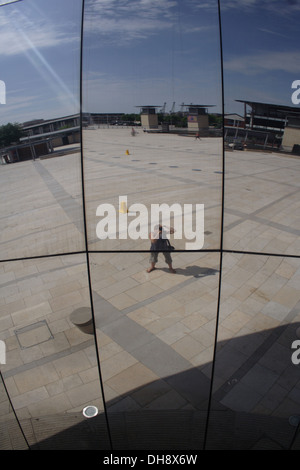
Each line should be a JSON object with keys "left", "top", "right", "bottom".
{"left": 281, "top": 115, "right": 300, "bottom": 153}
{"left": 22, "top": 114, "right": 80, "bottom": 137}
{"left": 224, "top": 100, "right": 300, "bottom": 150}
{"left": 0, "top": 115, "right": 81, "bottom": 163}
{"left": 224, "top": 113, "right": 245, "bottom": 128}
{"left": 20, "top": 126, "right": 80, "bottom": 150}
{"left": 20, "top": 114, "right": 80, "bottom": 150}
{"left": 84, "top": 112, "right": 125, "bottom": 126}
{"left": 183, "top": 104, "right": 214, "bottom": 132}
{"left": 0, "top": 140, "right": 51, "bottom": 163}
{"left": 136, "top": 105, "right": 160, "bottom": 129}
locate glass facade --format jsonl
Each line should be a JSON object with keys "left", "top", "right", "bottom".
{"left": 0, "top": 0, "right": 299, "bottom": 451}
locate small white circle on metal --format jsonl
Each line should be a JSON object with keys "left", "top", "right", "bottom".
{"left": 83, "top": 405, "right": 98, "bottom": 418}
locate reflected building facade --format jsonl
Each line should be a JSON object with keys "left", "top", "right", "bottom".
{"left": 0, "top": 0, "right": 299, "bottom": 451}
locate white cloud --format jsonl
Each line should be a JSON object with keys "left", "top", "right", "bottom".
{"left": 235, "top": 0, "right": 300, "bottom": 15}
{"left": 0, "top": 8, "right": 78, "bottom": 56}
{"left": 258, "top": 28, "right": 290, "bottom": 39}
{"left": 225, "top": 51, "right": 300, "bottom": 74}
{"left": 196, "top": 0, "right": 300, "bottom": 14}
{"left": 194, "top": 0, "right": 257, "bottom": 11}
{"left": 84, "top": 0, "right": 177, "bottom": 43}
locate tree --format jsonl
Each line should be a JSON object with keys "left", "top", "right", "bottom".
{"left": 0, "top": 122, "right": 24, "bottom": 148}
{"left": 158, "top": 113, "right": 187, "bottom": 127}
{"left": 121, "top": 114, "right": 140, "bottom": 124}
{"left": 208, "top": 114, "right": 223, "bottom": 128}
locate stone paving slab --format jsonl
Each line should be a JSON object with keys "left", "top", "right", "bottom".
{"left": 0, "top": 129, "right": 299, "bottom": 449}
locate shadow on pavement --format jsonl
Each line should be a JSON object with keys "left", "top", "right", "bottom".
{"left": 18, "top": 322, "right": 300, "bottom": 450}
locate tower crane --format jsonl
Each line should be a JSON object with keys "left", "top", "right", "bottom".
{"left": 169, "top": 102, "right": 175, "bottom": 114}
{"left": 160, "top": 102, "right": 166, "bottom": 115}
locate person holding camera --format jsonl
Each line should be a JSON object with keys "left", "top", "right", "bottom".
{"left": 147, "top": 225, "right": 176, "bottom": 274}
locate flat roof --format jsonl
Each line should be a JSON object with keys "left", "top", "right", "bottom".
{"left": 182, "top": 104, "right": 215, "bottom": 108}
{"left": 225, "top": 113, "right": 244, "bottom": 120}
{"left": 236, "top": 100, "right": 300, "bottom": 115}
{"left": 135, "top": 105, "right": 162, "bottom": 108}
{"left": 20, "top": 126, "right": 80, "bottom": 141}
{"left": 22, "top": 114, "right": 80, "bottom": 129}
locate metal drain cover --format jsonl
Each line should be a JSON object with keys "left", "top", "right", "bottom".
{"left": 15, "top": 320, "right": 53, "bottom": 349}
{"left": 83, "top": 406, "right": 98, "bottom": 418}
{"left": 289, "top": 415, "right": 300, "bottom": 427}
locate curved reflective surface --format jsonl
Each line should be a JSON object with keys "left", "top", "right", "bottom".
{"left": 0, "top": 0, "right": 299, "bottom": 451}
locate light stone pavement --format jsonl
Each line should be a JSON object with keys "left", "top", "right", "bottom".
{"left": 0, "top": 128, "right": 299, "bottom": 449}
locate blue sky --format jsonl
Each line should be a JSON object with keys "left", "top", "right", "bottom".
{"left": 0, "top": 0, "right": 82, "bottom": 125}
{"left": 0, "top": 0, "right": 300, "bottom": 125}
{"left": 220, "top": 0, "right": 300, "bottom": 113}
{"left": 82, "top": 0, "right": 221, "bottom": 115}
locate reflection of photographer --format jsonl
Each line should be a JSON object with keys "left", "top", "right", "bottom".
{"left": 147, "top": 225, "right": 176, "bottom": 274}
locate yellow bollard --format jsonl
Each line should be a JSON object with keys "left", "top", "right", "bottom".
{"left": 126, "top": 149, "right": 130, "bottom": 155}
{"left": 119, "top": 201, "right": 128, "bottom": 213}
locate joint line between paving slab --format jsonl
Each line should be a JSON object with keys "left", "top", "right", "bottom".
{"left": 33, "top": 161, "right": 84, "bottom": 235}
{"left": 85, "top": 155, "right": 219, "bottom": 188}
{"left": 212, "top": 302, "right": 300, "bottom": 403}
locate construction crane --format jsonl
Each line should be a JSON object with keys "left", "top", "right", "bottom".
{"left": 169, "top": 102, "right": 175, "bottom": 114}
{"left": 160, "top": 102, "right": 166, "bottom": 115}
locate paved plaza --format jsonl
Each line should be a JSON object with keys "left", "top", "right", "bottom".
{"left": 0, "top": 128, "right": 299, "bottom": 449}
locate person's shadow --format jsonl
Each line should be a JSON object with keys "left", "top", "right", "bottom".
{"left": 161, "top": 265, "right": 218, "bottom": 278}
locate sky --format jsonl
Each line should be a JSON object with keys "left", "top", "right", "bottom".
{"left": 0, "top": 0, "right": 300, "bottom": 125}
{"left": 0, "top": 0, "right": 82, "bottom": 125}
